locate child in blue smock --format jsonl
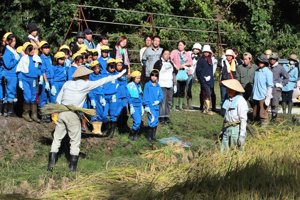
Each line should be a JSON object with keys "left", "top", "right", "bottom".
{"left": 0, "top": 44, "right": 5, "bottom": 116}
{"left": 115, "top": 59, "right": 129, "bottom": 133}
{"left": 59, "top": 45, "right": 71, "bottom": 74}
{"left": 92, "top": 49, "right": 98, "bottom": 61}
{"left": 126, "top": 71, "right": 143, "bottom": 141}
{"left": 50, "top": 52, "right": 67, "bottom": 103}
{"left": 102, "top": 58, "right": 120, "bottom": 138}
{"left": 97, "top": 45, "right": 111, "bottom": 74}
{"left": 17, "top": 42, "right": 42, "bottom": 123}
{"left": 88, "top": 60, "right": 107, "bottom": 135}
{"left": 2, "top": 32, "right": 20, "bottom": 117}
{"left": 68, "top": 53, "right": 83, "bottom": 81}
{"left": 38, "top": 41, "right": 52, "bottom": 109}
{"left": 143, "top": 69, "right": 163, "bottom": 143}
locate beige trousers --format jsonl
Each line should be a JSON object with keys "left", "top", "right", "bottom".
{"left": 50, "top": 111, "right": 81, "bottom": 155}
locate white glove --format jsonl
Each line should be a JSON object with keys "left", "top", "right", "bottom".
{"left": 238, "top": 136, "right": 246, "bottom": 147}
{"left": 116, "top": 83, "right": 119, "bottom": 89}
{"left": 275, "top": 83, "right": 283, "bottom": 88}
{"left": 91, "top": 100, "right": 96, "bottom": 108}
{"left": 265, "top": 87, "right": 273, "bottom": 106}
{"left": 204, "top": 76, "right": 211, "bottom": 82}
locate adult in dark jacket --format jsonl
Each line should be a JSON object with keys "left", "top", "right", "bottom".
{"left": 196, "top": 45, "right": 214, "bottom": 115}
{"left": 24, "top": 23, "right": 41, "bottom": 55}
{"left": 153, "top": 49, "right": 178, "bottom": 124}
{"left": 71, "top": 31, "right": 85, "bottom": 55}
{"left": 268, "top": 53, "right": 289, "bottom": 120}
{"left": 110, "top": 36, "right": 131, "bottom": 78}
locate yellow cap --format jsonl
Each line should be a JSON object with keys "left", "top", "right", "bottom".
{"left": 3, "top": 32, "right": 13, "bottom": 43}
{"left": 16, "top": 46, "right": 23, "bottom": 54}
{"left": 91, "top": 49, "right": 98, "bottom": 53}
{"left": 59, "top": 45, "right": 70, "bottom": 51}
{"left": 78, "top": 44, "right": 88, "bottom": 50}
{"left": 23, "top": 42, "right": 34, "bottom": 51}
{"left": 78, "top": 49, "right": 87, "bottom": 54}
{"left": 72, "top": 53, "right": 82, "bottom": 61}
{"left": 107, "top": 58, "right": 116, "bottom": 65}
{"left": 115, "top": 59, "right": 123, "bottom": 63}
{"left": 38, "top": 41, "right": 48, "bottom": 48}
{"left": 54, "top": 52, "right": 66, "bottom": 59}
{"left": 101, "top": 45, "right": 110, "bottom": 51}
{"left": 131, "top": 71, "right": 141, "bottom": 78}
{"left": 90, "top": 60, "right": 100, "bottom": 68}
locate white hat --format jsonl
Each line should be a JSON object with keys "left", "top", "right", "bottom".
{"left": 225, "top": 49, "right": 234, "bottom": 56}
{"left": 202, "top": 45, "right": 211, "bottom": 53}
{"left": 71, "top": 67, "right": 93, "bottom": 78}
{"left": 192, "top": 43, "right": 202, "bottom": 51}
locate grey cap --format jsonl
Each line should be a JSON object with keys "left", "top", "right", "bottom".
{"left": 269, "top": 52, "right": 278, "bottom": 60}
{"left": 256, "top": 54, "right": 269, "bottom": 64}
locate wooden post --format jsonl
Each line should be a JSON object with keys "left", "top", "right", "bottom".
{"left": 61, "top": 6, "right": 79, "bottom": 46}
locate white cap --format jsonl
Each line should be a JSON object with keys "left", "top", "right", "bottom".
{"left": 202, "top": 45, "right": 211, "bottom": 53}
{"left": 225, "top": 49, "right": 234, "bottom": 56}
{"left": 192, "top": 43, "right": 202, "bottom": 51}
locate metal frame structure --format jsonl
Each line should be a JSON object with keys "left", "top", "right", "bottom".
{"left": 63, "top": 5, "right": 227, "bottom": 59}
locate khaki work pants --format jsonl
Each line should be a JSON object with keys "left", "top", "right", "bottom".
{"left": 50, "top": 111, "right": 81, "bottom": 155}
{"left": 253, "top": 99, "right": 269, "bottom": 123}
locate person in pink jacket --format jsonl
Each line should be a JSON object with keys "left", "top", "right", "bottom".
{"left": 170, "top": 40, "right": 193, "bottom": 110}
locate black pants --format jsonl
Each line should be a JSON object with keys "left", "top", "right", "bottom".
{"left": 173, "top": 81, "right": 186, "bottom": 98}
{"left": 282, "top": 90, "right": 293, "bottom": 103}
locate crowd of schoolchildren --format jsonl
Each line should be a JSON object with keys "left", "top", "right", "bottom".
{"left": 1, "top": 23, "right": 299, "bottom": 148}
{"left": 0, "top": 23, "right": 165, "bottom": 143}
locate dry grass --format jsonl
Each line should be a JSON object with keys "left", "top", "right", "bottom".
{"left": 41, "top": 122, "right": 300, "bottom": 199}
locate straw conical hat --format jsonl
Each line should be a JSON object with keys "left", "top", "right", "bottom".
{"left": 221, "top": 79, "right": 245, "bottom": 93}
{"left": 71, "top": 67, "right": 93, "bottom": 78}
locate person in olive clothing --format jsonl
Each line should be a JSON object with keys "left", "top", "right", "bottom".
{"left": 236, "top": 52, "right": 258, "bottom": 107}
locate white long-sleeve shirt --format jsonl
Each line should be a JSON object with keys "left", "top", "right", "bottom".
{"left": 56, "top": 72, "right": 125, "bottom": 108}
{"left": 223, "top": 96, "right": 248, "bottom": 137}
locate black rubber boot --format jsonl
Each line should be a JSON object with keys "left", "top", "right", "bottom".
{"left": 128, "top": 129, "right": 138, "bottom": 141}
{"left": 70, "top": 155, "right": 79, "bottom": 172}
{"left": 164, "top": 117, "right": 172, "bottom": 124}
{"left": 152, "top": 126, "right": 158, "bottom": 142}
{"left": 47, "top": 152, "right": 56, "bottom": 172}
{"left": 3, "top": 103, "right": 8, "bottom": 117}
{"left": 147, "top": 127, "right": 153, "bottom": 143}
{"left": 108, "top": 121, "right": 117, "bottom": 138}
{"left": 7, "top": 103, "right": 17, "bottom": 117}
{"left": 134, "top": 129, "right": 139, "bottom": 141}
{"left": 271, "top": 112, "right": 277, "bottom": 121}
{"left": 159, "top": 117, "right": 166, "bottom": 125}
{"left": 282, "top": 102, "right": 287, "bottom": 115}
{"left": 101, "top": 122, "right": 109, "bottom": 134}
{"left": 31, "top": 103, "right": 41, "bottom": 123}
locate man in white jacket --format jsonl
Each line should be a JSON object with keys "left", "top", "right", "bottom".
{"left": 48, "top": 67, "right": 126, "bottom": 172}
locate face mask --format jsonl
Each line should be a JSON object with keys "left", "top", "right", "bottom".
{"left": 289, "top": 61, "right": 295, "bottom": 65}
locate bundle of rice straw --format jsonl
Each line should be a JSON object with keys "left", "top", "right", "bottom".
{"left": 40, "top": 104, "right": 96, "bottom": 116}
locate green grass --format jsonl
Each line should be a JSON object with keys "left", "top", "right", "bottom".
{"left": 1, "top": 80, "right": 300, "bottom": 199}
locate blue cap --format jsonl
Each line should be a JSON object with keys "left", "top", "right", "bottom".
{"left": 84, "top": 29, "right": 93, "bottom": 34}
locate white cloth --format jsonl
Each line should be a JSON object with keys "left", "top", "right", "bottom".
{"left": 212, "top": 56, "right": 218, "bottom": 75}
{"left": 16, "top": 54, "right": 42, "bottom": 73}
{"left": 56, "top": 72, "right": 125, "bottom": 107}
{"left": 6, "top": 45, "right": 18, "bottom": 56}
{"left": 223, "top": 96, "right": 248, "bottom": 137}
{"left": 158, "top": 59, "right": 174, "bottom": 88}
{"left": 96, "top": 43, "right": 102, "bottom": 58}
{"left": 139, "top": 47, "right": 147, "bottom": 64}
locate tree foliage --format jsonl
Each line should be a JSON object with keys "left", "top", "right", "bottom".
{"left": 0, "top": 0, "right": 299, "bottom": 60}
